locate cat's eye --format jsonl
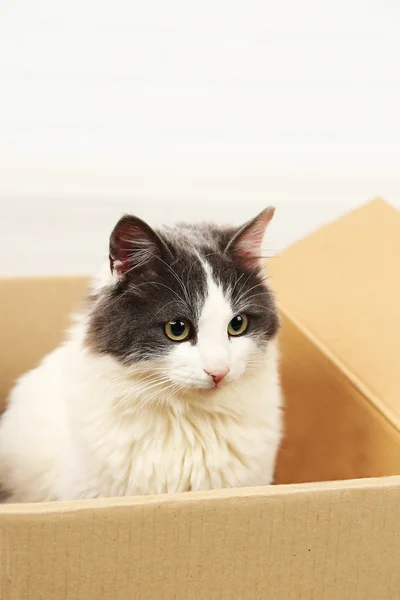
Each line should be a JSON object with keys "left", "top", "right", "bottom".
{"left": 164, "top": 319, "right": 191, "bottom": 342}
{"left": 228, "top": 313, "right": 249, "bottom": 337}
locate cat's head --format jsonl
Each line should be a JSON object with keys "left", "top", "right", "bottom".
{"left": 86, "top": 209, "right": 279, "bottom": 401}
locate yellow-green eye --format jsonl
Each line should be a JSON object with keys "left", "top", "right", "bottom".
{"left": 164, "top": 319, "right": 191, "bottom": 342}
{"left": 228, "top": 313, "right": 249, "bottom": 337}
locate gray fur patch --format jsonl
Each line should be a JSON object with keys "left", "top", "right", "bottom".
{"left": 86, "top": 219, "right": 279, "bottom": 364}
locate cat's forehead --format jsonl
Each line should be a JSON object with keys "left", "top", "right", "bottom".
{"left": 159, "top": 221, "right": 234, "bottom": 254}
{"left": 151, "top": 222, "right": 263, "bottom": 311}
{"left": 160, "top": 223, "right": 256, "bottom": 284}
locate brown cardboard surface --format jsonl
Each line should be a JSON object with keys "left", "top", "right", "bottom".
{"left": 1, "top": 477, "right": 400, "bottom": 600}
{"left": 0, "top": 276, "right": 88, "bottom": 409}
{"left": 1, "top": 199, "right": 400, "bottom": 599}
{"left": 269, "top": 198, "right": 400, "bottom": 430}
{"left": 275, "top": 310, "right": 400, "bottom": 484}
{"left": 270, "top": 198, "right": 400, "bottom": 485}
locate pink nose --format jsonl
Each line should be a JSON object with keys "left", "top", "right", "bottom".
{"left": 205, "top": 368, "right": 230, "bottom": 385}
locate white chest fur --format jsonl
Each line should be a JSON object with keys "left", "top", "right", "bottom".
{"left": 0, "top": 329, "right": 282, "bottom": 503}
{"left": 61, "top": 341, "right": 282, "bottom": 500}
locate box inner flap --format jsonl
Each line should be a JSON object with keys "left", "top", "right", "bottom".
{"left": 268, "top": 199, "right": 400, "bottom": 428}
{"left": 0, "top": 276, "right": 88, "bottom": 408}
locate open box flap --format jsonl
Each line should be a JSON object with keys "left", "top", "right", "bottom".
{"left": 269, "top": 199, "right": 400, "bottom": 429}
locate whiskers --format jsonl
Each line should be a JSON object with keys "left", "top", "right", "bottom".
{"left": 111, "top": 367, "right": 192, "bottom": 414}
{"left": 155, "top": 256, "right": 191, "bottom": 307}
{"left": 225, "top": 254, "right": 279, "bottom": 318}
{"left": 243, "top": 356, "right": 272, "bottom": 378}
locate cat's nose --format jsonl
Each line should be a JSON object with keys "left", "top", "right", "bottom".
{"left": 204, "top": 368, "right": 230, "bottom": 384}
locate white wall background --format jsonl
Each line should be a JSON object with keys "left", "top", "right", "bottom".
{"left": 1, "top": 0, "right": 400, "bottom": 274}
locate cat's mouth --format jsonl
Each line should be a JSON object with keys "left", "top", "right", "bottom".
{"left": 171, "top": 380, "right": 226, "bottom": 398}
{"left": 200, "top": 379, "right": 229, "bottom": 394}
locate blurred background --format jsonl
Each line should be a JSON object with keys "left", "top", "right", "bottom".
{"left": 1, "top": 0, "right": 400, "bottom": 275}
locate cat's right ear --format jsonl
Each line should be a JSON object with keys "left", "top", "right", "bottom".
{"left": 225, "top": 207, "right": 275, "bottom": 270}
{"left": 109, "top": 215, "right": 166, "bottom": 279}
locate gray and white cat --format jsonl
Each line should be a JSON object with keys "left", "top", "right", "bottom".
{"left": 0, "top": 208, "right": 282, "bottom": 502}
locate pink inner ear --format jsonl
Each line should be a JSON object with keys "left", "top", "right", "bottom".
{"left": 235, "top": 223, "right": 266, "bottom": 259}
{"left": 112, "top": 224, "right": 139, "bottom": 273}
{"left": 232, "top": 207, "right": 275, "bottom": 266}
{"left": 109, "top": 215, "right": 160, "bottom": 277}
{"left": 116, "top": 235, "right": 156, "bottom": 276}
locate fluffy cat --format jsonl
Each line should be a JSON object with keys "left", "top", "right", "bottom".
{"left": 0, "top": 208, "right": 282, "bottom": 502}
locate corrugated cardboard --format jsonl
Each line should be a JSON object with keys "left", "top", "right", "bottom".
{"left": 0, "top": 199, "right": 400, "bottom": 600}
{"left": 271, "top": 199, "right": 400, "bottom": 485}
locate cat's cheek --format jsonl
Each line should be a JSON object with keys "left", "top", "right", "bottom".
{"left": 162, "top": 342, "right": 210, "bottom": 387}
{"left": 228, "top": 336, "right": 258, "bottom": 380}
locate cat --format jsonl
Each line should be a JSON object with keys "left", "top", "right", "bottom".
{"left": 0, "top": 207, "right": 282, "bottom": 502}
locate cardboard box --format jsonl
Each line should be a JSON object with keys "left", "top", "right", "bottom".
{"left": 0, "top": 199, "right": 399, "bottom": 600}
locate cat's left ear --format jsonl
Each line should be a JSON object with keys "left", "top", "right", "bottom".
{"left": 225, "top": 207, "right": 275, "bottom": 269}
{"left": 109, "top": 215, "right": 167, "bottom": 279}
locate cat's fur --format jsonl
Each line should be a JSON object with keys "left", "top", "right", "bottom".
{"left": 0, "top": 208, "right": 282, "bottom": 502}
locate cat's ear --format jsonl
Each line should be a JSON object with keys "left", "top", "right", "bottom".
{"left": 109, "top": 215, "right": 166, "bottom": 278}
{"left": 225, "top": 207, "right": 275, "bottom": 269}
